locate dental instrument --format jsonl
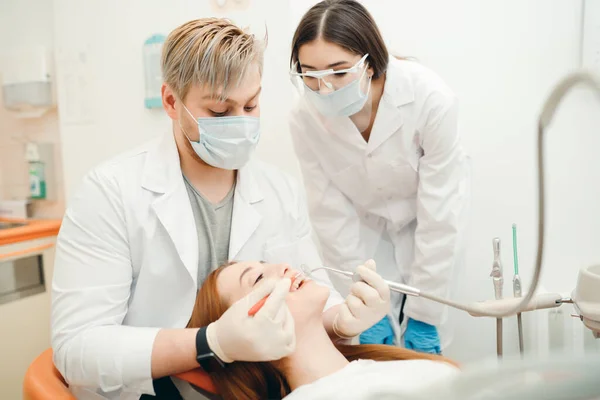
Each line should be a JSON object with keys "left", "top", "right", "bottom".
{"left": 490, "top": 238, "right": 504, "bottom": 357}
{"left": 247, "top": 272, "right": 304, "bottom": 316}
{"left": 512, "top": 223, "right": 524, "bottom": 355}
{"left": 300, "top": 264, "right": 421, "bottom": 297}
{"left": 301, "top": 264, "right": 563, "bottom": 314}
{"left": 300, "top": 71, "right": 600, "bottom": 342}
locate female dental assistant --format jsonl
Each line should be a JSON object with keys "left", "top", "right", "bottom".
{"left": 289, "top": 0, "right": 469, "bottom": 354}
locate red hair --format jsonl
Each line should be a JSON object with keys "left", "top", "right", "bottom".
{"left": 187, "top": 265, "right": 458, "bottom": 400}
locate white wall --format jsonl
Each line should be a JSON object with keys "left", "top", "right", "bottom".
{"left": 0, "top": 0, "right": 54, "bottom": 50}
{"left": 0, "top": 0, "right": 65, "bottom": 219}
{"left": 51, "top": 0, "right": 600, "bottom": 362}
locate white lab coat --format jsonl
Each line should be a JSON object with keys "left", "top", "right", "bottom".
{"left": 51, "top": 131, "right": 343, "bottom": 400}
{"left": 289, "top": 57, "right": 470, "bottom": 347}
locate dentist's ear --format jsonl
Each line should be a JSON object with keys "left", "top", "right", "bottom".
{"left": 162, "top": 83, "right": 179, "bottom": 120}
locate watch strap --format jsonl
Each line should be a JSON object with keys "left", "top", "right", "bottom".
{"left": 195, "top": 326, "right": 224, "bottom": 370}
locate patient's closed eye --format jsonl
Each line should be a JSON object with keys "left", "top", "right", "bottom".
{"left": 254, "top": 273, "right": 264, "bottom": 285}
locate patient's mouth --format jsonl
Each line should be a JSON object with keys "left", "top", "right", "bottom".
{"left": 290, "top": 273, "right": 308, "bottom": 292}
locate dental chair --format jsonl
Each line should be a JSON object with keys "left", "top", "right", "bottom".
{"left": 174, "top": 369, "right": 220, "bottom": 398}
{"left": 23, "top": 348, "right": 75, "bottom": 400}
{"left": 23, "top": 348, "right": 219, "bottom": 399}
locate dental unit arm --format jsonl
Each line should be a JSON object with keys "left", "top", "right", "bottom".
{"left": 302, "top": 264, "right": 565, "bottom": 316}
{"left": 302, "top": 70, "right": 600, "bottom": 339}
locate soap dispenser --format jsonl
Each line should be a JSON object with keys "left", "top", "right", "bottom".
{"left": 25, "top": 143, "right": 46, "bottom": 200}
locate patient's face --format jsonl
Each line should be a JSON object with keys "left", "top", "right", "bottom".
{"left": 217, "top": 261, "right": 330, "bottom": 325}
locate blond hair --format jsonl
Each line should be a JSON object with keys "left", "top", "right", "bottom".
{"left": 161, "top": 18, "right": 266, "bottom": 101}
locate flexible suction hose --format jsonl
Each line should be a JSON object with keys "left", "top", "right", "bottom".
{"left": 406, "top": 72, "right": 600, "bottom": 318}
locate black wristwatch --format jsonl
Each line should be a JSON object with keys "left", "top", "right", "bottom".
{"left": 195, "top": 326, "right": 225, "bottom": 371}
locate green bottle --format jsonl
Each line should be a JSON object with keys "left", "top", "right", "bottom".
{"left": 29, "top": 161, "right": 46, "bottom": 200}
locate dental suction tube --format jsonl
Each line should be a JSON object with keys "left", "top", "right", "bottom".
{"left": 514, "top": 71, "right": 600, "bottom": 318}
{"left": 427, "top": 71, "right": 600, "bottom": 318}
{"left": 442, "top": 71, "right": 600, "bottom": 318}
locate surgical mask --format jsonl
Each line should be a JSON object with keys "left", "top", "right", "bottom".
{"left": 290, "top": 54, "right": 371, "bottom": 117}
{"left": 181, "top": 105, "right": 260, "bottom": 170}
{"left": 304, "top": 69, "right": 371, "bottom": 117}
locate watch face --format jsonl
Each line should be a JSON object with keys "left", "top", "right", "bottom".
{"left": 197, "top": 352, "right": 224, "bottom": 368}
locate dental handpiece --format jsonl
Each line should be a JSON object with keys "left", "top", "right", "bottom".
{"left": 491, "top": 238, "right": 504, "bottom": 300}
{"left": 301, "top": 264, "right": 421, "bottom": 297}
{"left": 512, "top": 223, "right": 525, "bottom": 355}
{"left": 491, "top": 237, "right": 504, "bottom": 358}
{"left": 514, "top": 274, "right": 525, "bottom": 355}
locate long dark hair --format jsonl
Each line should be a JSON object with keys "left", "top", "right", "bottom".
{"left": 186, "top": 264, "right": 458, "bottom": 400}
{"left": 290, "top": 0, "right": 389, "bottom": 78}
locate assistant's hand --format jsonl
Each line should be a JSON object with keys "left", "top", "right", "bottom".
{"left": 404, "top": 318, "right": 441, "bottom": 354}
{"left": 333, "top": 260, "right": 391, "bottom": 339}
{"left": 206, "top": 277, "right": 295, "bottom": 363}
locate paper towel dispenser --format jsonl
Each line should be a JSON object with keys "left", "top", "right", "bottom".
{"left": 1, "top": 47, "right": 56, "bottom": 118}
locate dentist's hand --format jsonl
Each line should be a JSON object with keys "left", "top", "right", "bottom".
{"left": 333, "top": 260, "right": 391, "bottom": 339}
{"left": 206, "top": 277, "right": 295, "bottom": 363}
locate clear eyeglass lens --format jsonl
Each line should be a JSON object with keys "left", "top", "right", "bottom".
{"left": 302, "top": 68, "right": 363, "bottom": 92}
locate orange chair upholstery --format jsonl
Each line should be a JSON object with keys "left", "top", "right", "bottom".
{"left": 23, "top": 348, "right": 75, "bottom": 400}
{"left": 174, "top": 368, "right": 219, "bottom": 395}
{"left": 24, "top": 348, "right": 219, "bottom": 399}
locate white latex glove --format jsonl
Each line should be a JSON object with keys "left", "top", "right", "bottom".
{"left": 333, "top": 260, "right": 391, "bottom": 339}
{"left": 206, "top": 277, "right": 295, "bottom": 363}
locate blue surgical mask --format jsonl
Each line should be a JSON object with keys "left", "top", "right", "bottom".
{"left": 181, "top": 105, "right": 260, "bottom": 170}
{"left": 304, "top": 68, "right": 371, "bottom": 117}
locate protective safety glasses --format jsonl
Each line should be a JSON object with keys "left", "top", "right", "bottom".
{"left": 290, "top": 54, "right": 369, "bottom": 92}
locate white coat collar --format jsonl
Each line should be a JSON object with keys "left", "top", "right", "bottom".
{"left": 366, "top": 57, "right": 415, "bottom": 154}
{"left": 141, "top": 131, "right": 182, "bottom": 195}
{"left": 382, "top": 56, "right": 415, "bottom": 107}
{"left": 141, "top": 131, "right": 263, "bottom": 202}
{"left": 141, "top": 131, "right": 264, "bottom": 283}
{"left": 229, "top": 155, "right": 264, "bottom": 259}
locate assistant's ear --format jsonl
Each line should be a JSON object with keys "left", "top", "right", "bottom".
{"left": 367, "top": 65, "right": 375, "bottom": 79}
{"left": 162, "top": 83, "right": 179, "bottom": 120}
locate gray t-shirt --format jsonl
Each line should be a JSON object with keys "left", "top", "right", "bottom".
{"left": 183, "top": 175, "right": 234, "bottom": 286}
